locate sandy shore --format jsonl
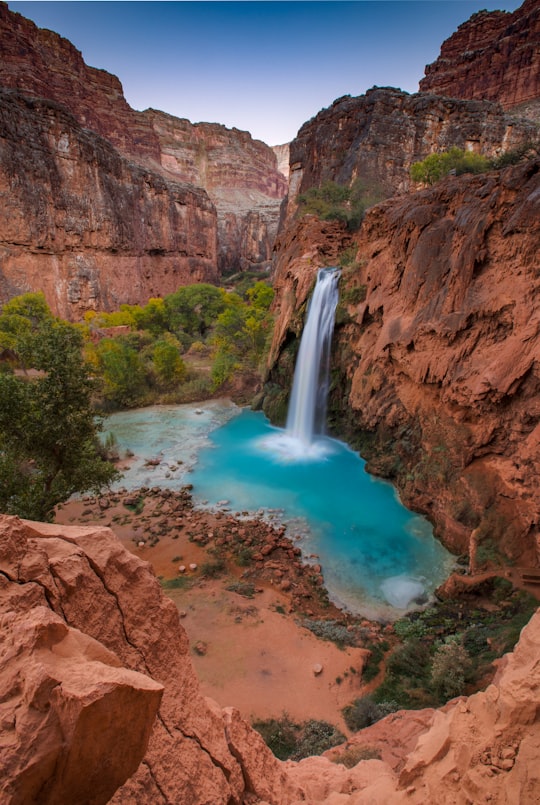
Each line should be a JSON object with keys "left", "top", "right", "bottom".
{"left": 56, "top": 486, "right": 385, "bottom": 734}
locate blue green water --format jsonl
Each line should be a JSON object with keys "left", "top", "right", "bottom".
{"left": 104, "top": 402, "right": 453, "bottom": 619}
{"left": 189, "top": 408, "right": 454, "bottom": 618}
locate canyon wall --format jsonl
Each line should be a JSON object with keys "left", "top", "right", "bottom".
{"left": 146, "top": 110, "right": 287, "bottom": 274}
{"left": 420, "top": 0, "right": 540, "bottom": 122}
{"left": 266, "top": 159, "right": 540, "bottom": 566}
{"left": 283, "top": 87, "right": 537, "bottom": 220}
{"left": 0, "top": 90, "right": 217, "bottom": 320}
{"left": 0, "top": 2, "right": 286, "bottom": 315}
{"left": 2, "top": 514, "right": 539, "bottom": 804}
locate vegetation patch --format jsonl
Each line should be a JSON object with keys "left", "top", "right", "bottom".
{"left": 342, "top": 697, "right": 399, "bottom": 732}
{"left": 366, "top": 584, "right": 538, "bottom": 712}
{"left": 297, "top": 179, "right": 385, "bottom": 231}
{"left": 410, "top": 143, "right": 540, "bottom": 185}
{"left": 159, "top": 576, "right": 192, "bottom": 590}
{"left": 302, "top": 618, "right": 357, "bottom": 648}
{"left": 226, "top": 581, "right": 256, "bottom": 598}
{"left": 252, "top": 714, "right": 345, "bottom": 760}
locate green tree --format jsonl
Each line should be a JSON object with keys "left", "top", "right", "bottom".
{"left": 95, "top": 338, "right": 146, "bottom": 407}
{"left": 164, "top": 284, "right": 228, "bottom": 339}
{"left": 410, "top": 147, "right": 491, "bottom": 185}
{"left": 0, "top": 305, "right": 118, "bottom": 521}
{"left": 152, "top": 339, "right": 186, "bottom": 387}
{"left": 245, "top": 281, "right": 274, "bottom": 310}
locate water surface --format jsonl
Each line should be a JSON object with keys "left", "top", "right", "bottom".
{"left": 105, "top": 402, "right": 453, "bottom": 619}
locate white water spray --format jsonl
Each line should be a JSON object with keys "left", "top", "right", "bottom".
{"left": 286, "top": 267, "right": 341, "bottom": 445}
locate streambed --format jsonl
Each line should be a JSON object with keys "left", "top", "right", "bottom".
{"left": 104, "top": 400, "right": 454, "bottom": 619}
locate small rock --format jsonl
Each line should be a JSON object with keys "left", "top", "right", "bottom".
{"left": 179, "top": 610, "right": 187, "bottom": 618}
{"left": 137, "top": 541, "right": 145, "bottom": 548}
{"left": 189, "top": 563, "right": 198, "bottom": 571}
{"left": 313, "top": 663, "right": 323, "bottom": 676}
{"left": 280, "top": 580, "right": 292, "bottom": 592}
{"left": 194, "top": 641, "right": 207, "bottom": 655}
{"left": 178, "top": 565, "right": 186, "bottom": 574}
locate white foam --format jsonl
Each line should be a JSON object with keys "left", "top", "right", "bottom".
{"left": 256, "top": 431, "right": 333, "bottom": 463}
{"left": 380, "top": 575, "right": 425, "bottom": 609}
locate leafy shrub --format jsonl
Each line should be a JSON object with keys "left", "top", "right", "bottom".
{"left": 290, "top": 720, "right": 345, "bottom": 760}
{"left": 431, "top": 639, "right": 472, "bottom": 701}
{"left": 342, "top": 697, "right": 398, "bottom": 732}
{"left": 252, "top": 715, "right": 300, "bottom": 760}
{"left": 297, "top": 179, "right": 385, "bottom": 231}
{"left": 226, "top": 581, "right": 256, "bottom": 598}
{"left": 302, "top": 618, "right": 357, "bottom": 648}
{"left": 252, "top": 714, "right": 344, "bottom": 760}
{"left": 200, "top": 558, "right": 226, "bottom": 578}
{"left": 361, "top": 641, "right": 387, "bottom": 682}
{"left": 160, "top": 576, "right": 192, "bottom": 590}
{"left": 410, "top": 147, "right": 491, "bottom": 185}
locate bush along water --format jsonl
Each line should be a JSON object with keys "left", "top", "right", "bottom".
{"left": 341, "top": 578, "right": 538, "bottom": 728}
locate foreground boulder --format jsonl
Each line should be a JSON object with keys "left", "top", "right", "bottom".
{"left": 1, "top": 514, "right": 538, "bottom": 803}
{"left": 0, "top": 515, "right": 290, "bottom": 805}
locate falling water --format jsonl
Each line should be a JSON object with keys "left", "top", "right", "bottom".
{"left": 286, "top": 267, "right": 341, "bottom": 445}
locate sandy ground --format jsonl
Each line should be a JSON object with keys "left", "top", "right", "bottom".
{"left": 56, "top": 491, "right": 372, "bottom": 734}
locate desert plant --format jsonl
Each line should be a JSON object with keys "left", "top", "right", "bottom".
{"left": 431, "top": 639, "right": 472, "bottom": 701}
{"left": 410, "top": 147, "right": 491, "bottom": 185}
{"left": 342, "top": 697, "right": 398, "bottom": 732}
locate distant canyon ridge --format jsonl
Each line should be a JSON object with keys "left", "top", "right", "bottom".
{"left": 0, "top": 0, "right": 538, "bottom": 318}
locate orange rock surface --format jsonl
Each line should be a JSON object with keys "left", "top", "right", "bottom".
{"left": 420, "top": 0, "right": 540, "bottom": 120}
{"left": 1, "top": 514, "right": 539, "bottom": 803}
{"left": 268, "top": 159, "right": 540, "bottom": 565}
{"left": 0, "top": 2, "right": 286, "bottom": 309}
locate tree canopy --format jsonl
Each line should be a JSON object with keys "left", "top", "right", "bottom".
{"left": 0, "top": 293, "right": 118, "bottom": 521}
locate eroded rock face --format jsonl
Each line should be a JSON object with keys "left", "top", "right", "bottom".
{"left": 0, "top": 516, "right": 164, "bottom": 805}
{"left": 267, "top": 160, "right": 540, "bottom": 564}
{"left": 0, "top": 2, "right": 286, "bottom": 296}
{"left": 1, "top": 514, "right": 539, "bottom": 804}
{"left": 0, "top": 90, "right": 218, "bottom": 319}
{"left": 420, "top": 0, "right": 540, "bottom": 122}
{"left": 284, "top": 87, "right": 536, "bottom": 218}
{"left": 145, "top": 110, "right": 287, "bottom": 274}
{"left": 0, "top": 515, "right": 292, "bottom": 805}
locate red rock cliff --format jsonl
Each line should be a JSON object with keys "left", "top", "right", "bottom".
{"left": 146, "top": 110, "right": 287, "bottom": 274}
{"left": 420, "top": 0, "right": 540, "bottom": 121}
{"left": 267, "top": 159, "right": 540, "bottom": 566}
{"left": 284, "top": 87, "right": 536, "bottom": 217}
{"left": 0, "top": 2, "right": 161, "bottom": 163}
{"left": 0, "top": 90, "right": 218, "bottom": 319}
{"left": 0, "top": 2, "right": 286, "bottom": 292}
{"left": 2, "top": 514, "right": 539, "bottom": 803}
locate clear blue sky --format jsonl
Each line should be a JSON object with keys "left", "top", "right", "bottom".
{"left": 8, "top": 1, "right": 524, "bottom": 145}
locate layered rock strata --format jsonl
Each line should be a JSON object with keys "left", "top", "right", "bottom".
{"left": 0, "top": 90, "right": 218, "bottom": 319}
{"left": 283, "top": 86, "right": 537, "bottom": 220}
{"left": 146, "top": 110, "right": 287, "bottom": 274}
{"left": 420, "top": 0, "right": 540, "bottom": 121}
{"left": 0, "top": 2, "right": 161, "bottom": 163}
{"left": 2, "top": 514, "right": 539, "bottom": 803}
{"left": 0, "top": 2, "right": 286, "bottom": 297}
{"left": 267, "top": 159, "right": 540, "bottom": 565}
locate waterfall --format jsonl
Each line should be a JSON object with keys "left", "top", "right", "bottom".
{"left": 286, "top": 267, "right": 341, "bottom": 445}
